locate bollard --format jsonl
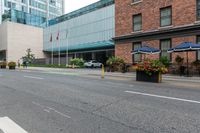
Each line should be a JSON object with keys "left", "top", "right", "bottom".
{"left": 101, "top": 64, "right": 105, "bottom": 79}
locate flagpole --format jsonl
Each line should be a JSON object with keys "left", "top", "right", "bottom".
{"left": 51, "top": 41, "right": 53, "bottom": 65}
{"left": 58, "top": 36, "right": 60, "bottom": 66}
{"left": 66, "top": 29, "right": 69, "bottom": 66}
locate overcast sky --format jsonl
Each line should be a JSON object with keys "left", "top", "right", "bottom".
{"left": 64, "top": 0, "right": 99, "bottom": 13}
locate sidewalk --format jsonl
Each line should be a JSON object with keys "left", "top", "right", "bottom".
{"left": 19, "top": 67, "right": 200, "bottom": 83}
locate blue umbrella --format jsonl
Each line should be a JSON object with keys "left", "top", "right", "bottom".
{"left": 167, "top": 42, "right": 200, "bottom": 76}
{"left": 131, "top": 46, "right": 161, "bottom": 54}
{"left": 167, "top": 42, "right": 200, "bottom": 53}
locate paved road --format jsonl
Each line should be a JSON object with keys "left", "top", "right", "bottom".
{"left": 0, "top": 69, "right": 200, "bottom": 133}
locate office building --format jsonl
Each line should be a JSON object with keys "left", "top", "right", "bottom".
{"left": 0, "top": 0, "right": 65, "bottom": 24}
{"left": 43, "top": 0, "right": 115, "bottom": 65}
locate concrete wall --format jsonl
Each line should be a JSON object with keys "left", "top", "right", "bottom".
{"left": 0, "top": 21, "right": 45, "bottom": 62}
{"left": 0, "top": 22, "right": 7, "bottom": 51}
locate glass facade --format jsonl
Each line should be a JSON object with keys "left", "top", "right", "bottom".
{"left": 1, "top": 0, "right": 64, "bottom": 24}
{"left": 44, "top": 3, "right": 115, "bottom": 53}
{"left": 3, "top": 9, "right": 46, "bottom": 27}
{"left": 48, "top": 0, "right": 114, "bottom": 26}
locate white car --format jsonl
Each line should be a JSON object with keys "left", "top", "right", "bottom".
{"left": 84, "top": 60, "right": 102, "bottom": 68}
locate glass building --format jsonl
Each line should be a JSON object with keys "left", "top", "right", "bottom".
{"left": 2, "top": 9, "right": 47, "bottom": 27}
{"left": 43, "top": 0, "right": 115, "bottom": 65}
{"left": 0, "top": 0, "right": 65, "bottom": 24}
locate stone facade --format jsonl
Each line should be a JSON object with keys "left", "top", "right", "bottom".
{"left": 115, "top": 0, "right": 199, "bottom": 64}
{"left": 0, "top": 21, "right": 45, "bottom": 62}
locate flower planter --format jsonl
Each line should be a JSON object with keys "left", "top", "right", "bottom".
{"left": 136, "top": 70, "right": 162, "bottom": 83}
{"left": 0, "top": 66, "right": 6, "bottom": 69}
{"left": 9, "top": 66, "right": 16, "bottom": 70}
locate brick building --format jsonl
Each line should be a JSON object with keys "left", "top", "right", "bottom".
{"left": 114, "top": 0, "right": 200, "bottom": 64}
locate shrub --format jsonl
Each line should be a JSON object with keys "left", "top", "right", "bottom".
{"left": 8, "top": 61, "right": 16, "bottom": 67}
{"left": 0, "top": 61, "right": 7, "bottom": 67}
{"left": 175, "top": 55, "right": 184, "bottom": 65}
{"left": 160, "top": 56, "right": 171, "bottom": 68}
{"left": 106, "top": 56, "right": 125, "bottom": 72}
{"left": 70, "top": 58, "right": 84, "bottom": 67}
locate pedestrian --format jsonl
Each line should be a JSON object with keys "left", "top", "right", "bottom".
{"left": 17, "top": 60, "right": 20, "bottom": 68}
{"left": 23, "top": 61, "right": 27, "bottom": 68}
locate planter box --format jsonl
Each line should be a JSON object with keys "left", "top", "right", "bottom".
{"left": 0, "top": 66, "right": 6, "bottom": 69}
{"left": 136, "top": 70, "right": 162, "bottom": 83}
{"left": 9, "top": 66, "right": 16, "bottom": 70}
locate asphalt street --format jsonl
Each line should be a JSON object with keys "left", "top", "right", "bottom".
{"left": 0, "top": 69, "right": 200, "bottom": 133}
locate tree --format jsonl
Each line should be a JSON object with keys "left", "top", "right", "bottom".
{"left": 22, "top": 48, "right": 35, "bottom": 63}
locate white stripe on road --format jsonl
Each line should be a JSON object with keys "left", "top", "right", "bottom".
{"left": 24, "top": 76, "right": 44, "bottom": 80}
{"left": 0, "top": 117, "right": 28, "bottom": 133}
{"left": 125, "top": 91, "right": 200, "bottom": 104}
{"left": 32, "top": 102, "right": 71, "bottom": 119}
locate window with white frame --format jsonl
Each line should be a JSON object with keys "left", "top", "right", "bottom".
{"left": 160, "top": 39, "right": 171, "bottom": 60}
{"left": 133, "top": 42, "right": 142, "bottom": 63}
{"left": 160, "top": 6, "right": 172, "bottom": 27}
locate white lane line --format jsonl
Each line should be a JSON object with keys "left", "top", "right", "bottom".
{"left": 125, "top": 91, "right": 200, "bottom": 104}
{"left": 0, "top": 117, "right": 28, "bottom": 133}
{"left": 32, "top": 102, "right": 71, "bottom": 119}
{"left": 24, "top": 76, "right": 44, "bottom": 80}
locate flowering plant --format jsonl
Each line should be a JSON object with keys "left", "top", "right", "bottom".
{"left": 136, "top": 59, "right": 168, "bottom": 75}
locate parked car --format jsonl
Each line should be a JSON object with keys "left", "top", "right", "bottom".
{"left": 84, "top": 60, "right": 102, "bottom": 68}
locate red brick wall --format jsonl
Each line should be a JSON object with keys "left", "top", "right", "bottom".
{"left": 116, "top": 36, "right": 197, "bottom": 64}
{"left": 115, "top": 0, "right": 196, "bottom": 37}
{"left": 172, "top": 36, "right": 196, "bottom": 63}
{"left": 115, "top": 43, "right": 132, "bottom": 64}
{"left": 115, "top": 0, "right": 198, "bottom": 63}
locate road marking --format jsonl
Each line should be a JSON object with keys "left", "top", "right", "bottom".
{"left": 32, "top": 102, "right": 71, "bottom": 119}
{"left": 0, "top": 117, "right": 28, "bottom": 133}
{"left": 125, "top": 91, "right": 200, "bottom": 104}
{"left": 24, "top": 76, "right": 44, "bottom": 80}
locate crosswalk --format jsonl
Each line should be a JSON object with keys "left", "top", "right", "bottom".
{"left": 0, "top": 117, "right": 27, "bottom": 133}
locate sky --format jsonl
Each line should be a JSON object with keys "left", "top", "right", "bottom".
{"left": 64, "top": 0, "right": 99, "bottom": 13}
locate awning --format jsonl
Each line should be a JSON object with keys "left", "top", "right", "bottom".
{"left": 44, "top": 40, "right": 114, "bottom": 52}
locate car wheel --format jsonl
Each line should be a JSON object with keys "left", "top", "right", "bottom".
{"left": 91, "top": 65, "right": 94, "bottom": 68}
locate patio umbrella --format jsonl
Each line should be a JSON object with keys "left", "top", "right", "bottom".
{"left": 131, "top": 46, "right": 161, "bottom": 59}
{"left": 167, "top": 42, "right": 200, "bottom": 76}
{"left": 131, "top": 46, "right": 161, "bottom": 54}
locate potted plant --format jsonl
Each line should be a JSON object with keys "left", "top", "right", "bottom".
{"left": 8, "top": 61, "right": 16, "bottom": 70}
{"left": 106, "top": 56, "right": 125, "bottom": 72}
{"left": 0, "top": 61, "right": 7, "bottom": 69}
{"left": 175, "top": 55, "right": 185, "bottom": 75}
{"left": 192, "top": 60, "right": 200, "bottom": 76}
{"left": 136, "top": 59, "right": 168, "bottom": 83}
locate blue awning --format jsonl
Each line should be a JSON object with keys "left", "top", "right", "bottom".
{"left": 44, "top": 40, "right": 114, "bottom": 52}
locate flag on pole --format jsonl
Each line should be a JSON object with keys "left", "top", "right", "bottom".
{"left": 50, "top": 33, "right": 52, "bottom": 42}
{"left": 66, "top": 29, "right": 68, "bottom": 38}
{"left": 56, "top": 32, "right": 59, "bottom": 41}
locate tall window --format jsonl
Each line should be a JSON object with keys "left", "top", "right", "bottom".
{"left": 197, "top": 0, "right": 200, "bottom": 20}
{"left": 197, "top": 36, "right": 200, "bottom": 60}
{"left": 160, "top": 39, "right": 171, "bottom": 60}
{"left": 133, "top": 43, "right": 142, "bottom": 63}
{"left": 160, "top": 6, "right": 172, "bottom": 27}
{"left": 133, "top": 14, "right": 142, "bottom": 32}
